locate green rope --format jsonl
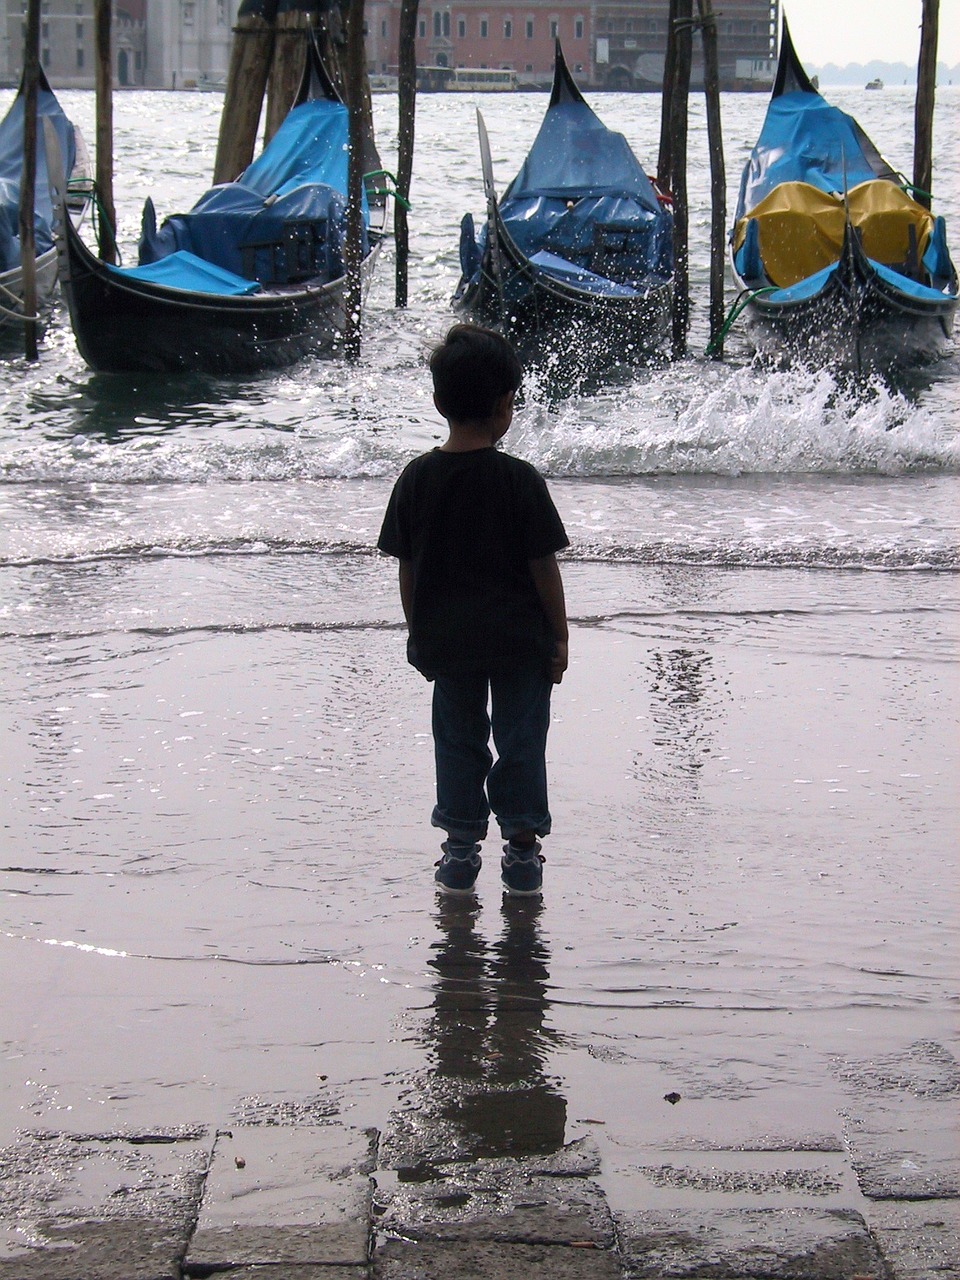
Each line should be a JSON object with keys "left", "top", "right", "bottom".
{"left": 363, "top": 168, "right": 412, "bottom": 211}
{"left": 704, "top": 285, "right": 778, "bottom": 357}
{"left": 66, "top": 177, "right": 121, "bottom": 263}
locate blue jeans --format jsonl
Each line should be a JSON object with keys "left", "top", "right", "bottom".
{"left": 431, "top": 665, "right": 553, "bottom": 844}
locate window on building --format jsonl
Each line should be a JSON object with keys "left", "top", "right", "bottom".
{"left": 457, "top": 17, "right": 465, "bottom": 36}
{"left": 381, "top": 18, "right": 387, "bottom": 36}
{"left": 135, "top": 50, "right": 141, "bottom": 70}
{"left": 550, "top": 17, "right": 558, "bottom": 38}
{"left": 479, "top": 16, "right": 488, "bottom": 37}
{"left": 525, "top": 17, "right": 533, "bottom": 38}
{"left": 76, "top": 46, "right": 84, "bottom": 67}
{"left": 574, "top": 17, "right": 583, "bottom": 39}
{"left": 41, "top": 20, "right": 49, "bottom": 37}
{"left": 41, "top": 46, "right": 49, "bottom": 65}
{"left": 433, "top": 11, "right": 441, "bottom": 37}
{"left": 504, "top": 18, "right": 511, "bottom": 38}
{"left": 182, "top": 2, "right": 194, "bottom": 26}
{"left": 525, "top": 63, "right": 532, "bottom": 71}
{"left": 418, "top": 18, "right": 426, "bottom": 37}
{"left": 76, "top": 20, "right": 82, "bottom": 37}
{"left": 217, "top": 0, "right": 226, "bottom": 24}
{"left": 575, "top": 62, "right": 582, "bottom": 71}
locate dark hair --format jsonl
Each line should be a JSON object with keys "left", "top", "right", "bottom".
{"left": 429, "top": 323, "right": 522, "bottom": 423}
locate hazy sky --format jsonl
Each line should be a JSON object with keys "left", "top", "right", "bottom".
{"left": 783, "top": 1, "right": 960, "bottom": 67}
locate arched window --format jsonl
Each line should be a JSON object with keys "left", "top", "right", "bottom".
{"left": 442, "top": 11, "right": 450, "bottom": 37}
{"left": 433, "top": 10, "right": 441, "bottom": 37}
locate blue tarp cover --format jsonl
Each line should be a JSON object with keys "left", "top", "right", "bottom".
{"left": 0, "top": 84, "right": 78, "bottom": 272}
{"left": 528, "top": 249, "right": 640, "bottom": 297}
{"left": 504, "top": 100, "right": 663, "bottom": 209}
{"left": 765, "top": 257, "right": 954, "bottom": 305}
{"left": 736, "top": 90, "right": 891, "bottom": 218}
{"left": 464, "top": 91, "right": 672, "bottom": 294}
{"left": 135, "top": 97, "right": 366, "bottom": 292}
{"left": 110, "top": 250, "right": 263, "bottom": 296}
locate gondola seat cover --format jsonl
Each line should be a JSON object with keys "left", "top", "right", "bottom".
{"left": 138, "top": 97, "right": 367, "bottom": 287}
{"left": 733, "top": 181, "right": 938, "bottom": 289}
{"left": 111, "top": 251, "right": 263, "bottom": 296}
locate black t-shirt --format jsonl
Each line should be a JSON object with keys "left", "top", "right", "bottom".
{"left": 377, "top": 447, "right": 569, "bottom": 677}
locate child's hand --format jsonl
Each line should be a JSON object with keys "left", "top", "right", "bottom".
{"left": 550, "top": 640, "right": 568, "bottom": 684}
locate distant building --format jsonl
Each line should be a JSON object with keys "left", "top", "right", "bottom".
{"left": 365, "top": 0, "right": 592, "bottom": 88}
{"left": 367, "top": 0, "right": 777, "bottom": 91}
{"left": 144, "top": 0, "right": 238, "bottom": 89}
{"left": 593, "top": 0, "right": 777, "bottom": 90}
{"left": 1, "top": 0, "right": 147, "bottom": 87}
{"left": 0, "top": 0, "right": 236, "bottom": 90}
{"left": 1, "top": 0, "right": 778, "bottom": 94}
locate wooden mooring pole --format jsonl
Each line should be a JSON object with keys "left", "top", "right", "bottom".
{"left": 914, "top": 0, "right": 938, "bottom": 210}
{"left": 697, "top": 0, "right": 725, "bottom": 358}
{"left": 343, "top": 0, "right": 365, "bottom": 358}
{"left": 394, "top": 0, "right": 419, "bottom": 308}
{"left": 661, "top": 0, "right": 692, "bottom": 358}
{"left": 213, "top": 0, "right": 278, "bottom": 184}
{"left": 265, "top": 0, "right": 318, "bottom": 143}
{"left": 19, "top": 0, "right": 41, "bottom": 359}
{"left": 94, "top": 0, "right": 117, "bottom": 262}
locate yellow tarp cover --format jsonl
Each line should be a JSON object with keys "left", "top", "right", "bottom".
{"left": 733, "top": 180, "right": 935, "bottom": 288}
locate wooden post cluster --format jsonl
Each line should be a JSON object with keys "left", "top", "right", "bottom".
{"left": 19, "top": 0, "right": 41, "bottom": 358}
{"left": 659, "top": 0, "right": 692, "bottom": 358}
{"left": 394, "top": 0, "right": 419, "bottom": 308}
{"left": 914, "top": 0, "right": 939, "bottom": 210}
{"left": 94, "top": 0, "right": 117, "bottom": 262}
{"left": 697, "top": 0, "right": 725, "bottom": 358}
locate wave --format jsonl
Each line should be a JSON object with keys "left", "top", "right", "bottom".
{"left": 3, "top": 533, "right": 957, "bottom": 574}
{"left": 1, "top": 360, "right": 957, "bottom": 483}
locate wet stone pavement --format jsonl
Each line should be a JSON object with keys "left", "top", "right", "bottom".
{"left": 1, "top": 1039, "right": 958, "bottom": 1280}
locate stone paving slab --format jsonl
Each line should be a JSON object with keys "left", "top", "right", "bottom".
{"left": 0, "top": 1129, "right": 208, "bottom": 1280}
{"left": 375, "top": 1179, "right": 615, "bottom": 1247}
{"left": 862, "top": 1199, "right": 960, "bottom": 1279}
{"left": 615, "top": 1207, "right": 886, "bottom": 1279}
{"left": 839, "top": 1039, "right": 960, "bottom": 1200}
{"left": 373, "top": 1239, "right": 623, "bottom": 1280}
{"left": 185, "top": 1124, "right": 375, "bottom": 1270}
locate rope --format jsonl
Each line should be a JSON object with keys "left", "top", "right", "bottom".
{"left": 704, "top": 284, "right": 777, "bottom": 356}
{"left": 363, "top": 169, "right": 411, "bottom": 211}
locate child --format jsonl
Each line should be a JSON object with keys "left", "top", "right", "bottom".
{"left": 377, "top": 323, "right": 569, "bottom": 897}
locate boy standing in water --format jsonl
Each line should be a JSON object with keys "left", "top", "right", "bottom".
{"left": 377, "top": 324, "right": 569, "bottom": 897}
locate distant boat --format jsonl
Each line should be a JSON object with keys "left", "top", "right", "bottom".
{"left": 454, "top": 41, "right": 673, "bottom": 371}
{"left": 865, "top": 78, "right": 884, "bottom": 90}
{"left": 0, "top": 67, "right": 89, "bottom": 339}
{"left": 729, "top": 18, "right": 958, "bottom": 373}
{"left": 53, "top": 38, "right": 387, "bottom": 375}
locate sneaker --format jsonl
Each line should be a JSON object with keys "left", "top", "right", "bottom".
{"left": 500, "top": 841, "right": 544, "bottom": 897}
{"left": 434, "top": 842, "right": 482, "bottom": 895}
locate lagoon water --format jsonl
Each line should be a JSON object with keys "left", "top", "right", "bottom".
{"left": 0, "top": 85, "right": 957, "bottom": 1197}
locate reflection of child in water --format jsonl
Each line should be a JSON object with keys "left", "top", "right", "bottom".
{"left": 426, "top": 901, "right": 566, "bottom": 1158}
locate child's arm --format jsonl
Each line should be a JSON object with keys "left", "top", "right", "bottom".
{"left": 529, "top": 553, "right": 568, "bottom": 684}
{"left": 398, "top": 559, "right": 414, "bottom": 627}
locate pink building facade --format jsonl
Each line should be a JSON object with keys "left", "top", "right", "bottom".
{"left": 365, "top": 0, "right": 592, "bottom": 87}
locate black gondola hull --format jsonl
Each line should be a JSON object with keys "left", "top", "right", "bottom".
{"left": 58, "top": 214, "right": 383, "bottom": 375}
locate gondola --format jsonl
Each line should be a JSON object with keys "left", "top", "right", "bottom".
{"left": 52, "top": 39, "right": 386, "bottom": 375}
{"left": 0, "top": 67, "right": 89, "bottom": 338}
{"left": 730, "top": 18, "right": 958, "bottom": 373}
{"left": 454, "top": 41, "right": 673, "bottom": 370}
